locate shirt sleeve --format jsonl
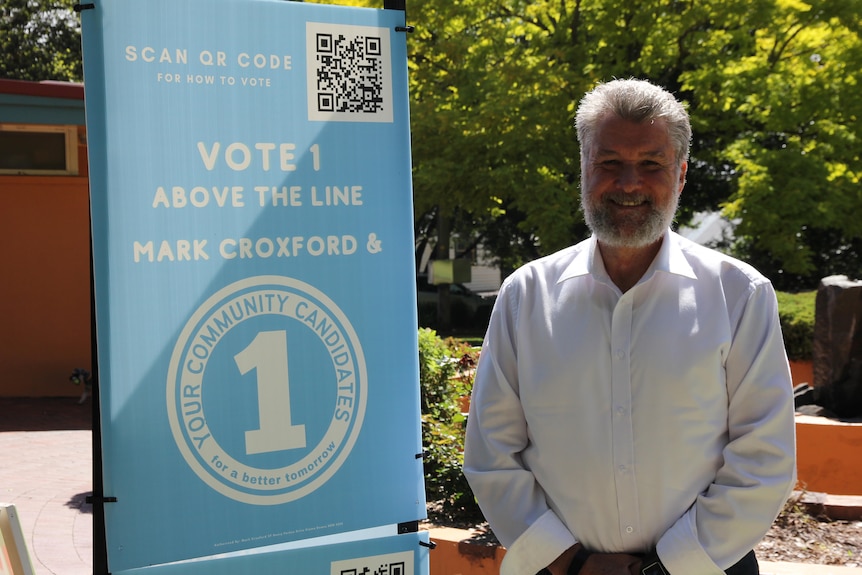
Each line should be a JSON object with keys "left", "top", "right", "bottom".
{"left": 463, "top": 282, "right": 576, "bottom": 575}
{"left": 657, "top": 281, "right": 797, "bottom": 574}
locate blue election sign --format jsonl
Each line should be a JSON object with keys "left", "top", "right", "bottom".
{"left": 80, "top": 0, "right": 425, "bottom": 571}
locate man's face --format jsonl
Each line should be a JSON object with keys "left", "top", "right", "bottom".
{"left": 580, "top": 114, "right": 687, "bottom": 249}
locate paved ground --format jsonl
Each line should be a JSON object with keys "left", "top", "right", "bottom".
{"left": 0, "top": 397, "right": 859, "bottom": 575}
{"left": 0, "top": 398, "right": 92, "bottom": 575}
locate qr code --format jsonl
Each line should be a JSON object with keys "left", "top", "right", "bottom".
{"left": 331, "top": 551, "right": 413, "bottom": 575}
{"left": 307, "top": 22, "right": 393, "bottom": 123}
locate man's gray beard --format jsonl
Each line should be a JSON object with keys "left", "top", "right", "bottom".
{"left": 581, "top": 192, "right": 679, "bottom": 249}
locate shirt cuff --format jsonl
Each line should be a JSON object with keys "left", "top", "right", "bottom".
{"left": 656, "top": 511, "right": 723, "bottom": 575}
{"left": 500, "top": 509, "right": 576, "bottom": 575}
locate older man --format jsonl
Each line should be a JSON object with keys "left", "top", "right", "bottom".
{"left": 463, "top": 79, "right": 796, "bottom": 575}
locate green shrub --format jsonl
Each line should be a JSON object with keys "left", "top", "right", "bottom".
{"left": 776, "top": 291, "right": 816, "bottom": 361}
{"left": 418, "top": 328, "right": 483, "bottom": 522}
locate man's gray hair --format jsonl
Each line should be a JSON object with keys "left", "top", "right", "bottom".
{"left": 575, "top": 78, "right": 692, "bottom": 164}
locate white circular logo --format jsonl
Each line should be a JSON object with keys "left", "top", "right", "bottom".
{"left": 166, "top": 275, "right": 366, "bottom": 505}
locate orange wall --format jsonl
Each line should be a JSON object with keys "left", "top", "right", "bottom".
{"left": 789, "top": 360, "right": 813, "bottom": 388}
{"left": 789, "top": 362, "right": 862, "bottom": 496}
{"left": 796, "top": 415, "right": 862, "bottom": 496}
{"left": 0, "top": 135, "right": 91, "bottom": 396}
{"left": 428, "top": 528, "right": 505, "bottom": 575}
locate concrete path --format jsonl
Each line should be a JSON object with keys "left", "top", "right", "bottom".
{"left": 0, "top": 398, "right": 92, "bottom": 575}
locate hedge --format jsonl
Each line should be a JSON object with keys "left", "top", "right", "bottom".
{"left": 776, "top": 290, "right": 816, "bottom": 361}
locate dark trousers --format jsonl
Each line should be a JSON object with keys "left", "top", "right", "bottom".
{"left": 725, "top": 550, "right": 759, "bottom": 575}
{"left": 536, "top": 549, "right": 758, "bottom": 575}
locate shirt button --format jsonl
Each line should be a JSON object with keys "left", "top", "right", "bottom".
{"left": 616, "top": 406, "right": 626, "bottom": 416}
{"left": 618, "top": 465, "right": 627, "bottom": 472}
{"left": 626, "top": 526, "right": 634, "bottom": 534}
{"left": 615, "top": 349, "right": 625, "bottom": 360}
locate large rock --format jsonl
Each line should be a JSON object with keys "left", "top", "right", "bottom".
{"left": 812, "top": 275, "right": 862, "bottom": 418}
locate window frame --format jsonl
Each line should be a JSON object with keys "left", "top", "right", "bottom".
{"left": 0, "top": 123, "right": 79, "bottom": 176}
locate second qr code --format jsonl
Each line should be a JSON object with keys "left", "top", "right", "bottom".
{"left": 331, "top": 550, "right": 413, "bottom": 575}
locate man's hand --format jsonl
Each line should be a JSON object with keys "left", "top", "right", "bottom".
{"left": 546, "top": 545, "right": 642, "bottom": 575}
{"left": 546, "top": 544, "right": 578, "bottom": 575}
{"left": 582, "top": 554, "right": 641, "bottom": 575}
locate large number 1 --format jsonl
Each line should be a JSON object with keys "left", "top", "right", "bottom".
{"left": 234, "top": 330, "right": 307, "bottom": 455}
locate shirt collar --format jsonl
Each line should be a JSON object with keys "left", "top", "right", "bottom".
{"left": 558, "top": 229, "right": 698, "bottom": 285}
{"left": 655, "top": 229, "right": 698, "bottom": 280}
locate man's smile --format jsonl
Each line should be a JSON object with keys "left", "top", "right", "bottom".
{"left": 605, "top": 194, "right": 652, "bottom": 208}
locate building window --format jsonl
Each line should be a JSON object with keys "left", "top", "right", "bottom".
{"left": 0, "top": 124, "right": 78, "bottom": 175}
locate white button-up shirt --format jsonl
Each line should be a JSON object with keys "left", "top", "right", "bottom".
{"left": 463, "top": 230, "right": 796, "bottom": 575}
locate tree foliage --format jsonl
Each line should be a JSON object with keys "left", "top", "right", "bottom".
{"left": 0, "top": 0, "right": 82, "bottom": 82}
{"left": 397, "top": 0, "right": 862, "bottom": 287}
{"left": 702, "top": 0, "right": 862, "bottom": 287}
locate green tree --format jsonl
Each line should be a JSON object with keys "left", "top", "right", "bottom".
{"left": 0, "top": 0, "right": 82, "bottom": 82}
{"left": 265, "top": 1, "right": 862, "bottom": 288}
{"left": 694, "top": 0, "right": 862, "bottom": 287}
{"left": 403, "top": 0, "right": 862, "bottom": 286}
{"left": 401, "top": 0, "right": 753, "bottom": 267}
{"left": 404, "top": 1, "right": 586, "bottom": 268}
